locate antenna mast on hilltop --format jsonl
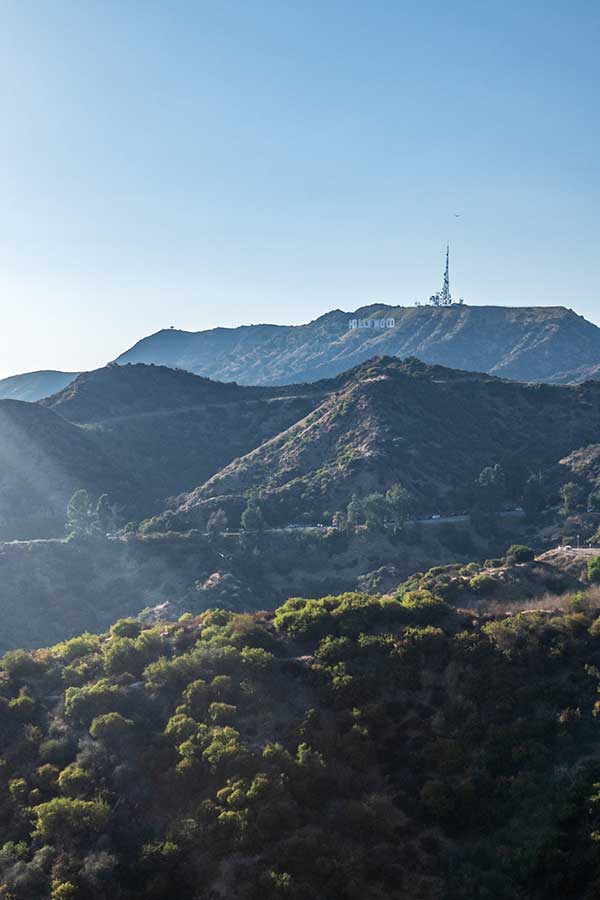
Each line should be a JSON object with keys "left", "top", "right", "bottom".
{"left": 427, "top": 243, "right": 456, "bottom": 306}
{"left": 441, "top": 243, "right": 451, "bottom": 304}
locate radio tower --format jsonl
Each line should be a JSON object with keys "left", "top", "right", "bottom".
{"left": 428, "top": 244, "right": 453, "bottom": 306}
{"left": 441, "top": 243, "right": 451, "bottom": 304}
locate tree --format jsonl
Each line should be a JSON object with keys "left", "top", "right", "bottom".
{"left": 385, "top": 484, "right": 414, "bottom": 528}
{"left": 89, "top": 712, "right": 134, "bottom": 744}
{"left": 66, "top": 490, "right": 116, "bottom": 537}
{"left": 560, "top": 482, "right": 584, "bottom": 517}
{"left": 470, "top": 465, "right": 506, "bottom": 534}
{"left": 33, "top": 797, "right": 110, "bottom": 844}
{"left": 58, "top": 764, "right": 93, "bottom": 798}
{"left": 363, "top": 493, "right": 388, "bottom": 531}
{"left": 207, "top": 509, "right": 228, "bottom": 540}
{"left": 505, "top": 544, "right": 535, "bottom": 564}
{"left": 477, "top": 465, "right": 506, "bottom": 513}
{"left": 346, "top": 495, "right": 364, "bottom": 529}
{"left": 332, "top": 510, "right": 347, "bottom": 532}
{"left": 241, "top": 499, "right": 264, "bottom": 532}
{"left": 522, "top": 472, "right": 545, "bottom": 518}
{"left": 66, "top": 489, "right": 96, "bottom": 536}
{"left": 95, "top": 494, "right": 116, "bottom": 534}
{"left": 110, "top": 618, "right": 142, "bottom": 639}
{"left": 51, "top": 881, "right": 78, "bottom": 900}
{"left": 589, "top": 555, "right": 600, "bottom": 584}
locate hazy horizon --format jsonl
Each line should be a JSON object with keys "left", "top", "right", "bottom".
{"left": 1, "top": 296, "right": 598, "bottom": 381}
{"left": 1, "top": 1, "right": 599, "bottom": 379}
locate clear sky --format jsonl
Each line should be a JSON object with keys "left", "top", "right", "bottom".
{"left": 1, "top": 1, "right": 599, "bottom": 378}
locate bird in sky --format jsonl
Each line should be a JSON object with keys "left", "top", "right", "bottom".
{"left": 454, "top": 213, "right": 461, "bottom": 217}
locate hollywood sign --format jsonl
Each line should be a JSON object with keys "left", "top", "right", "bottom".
{"left": 348, "top": 317, "right": 396, "bottom": 330}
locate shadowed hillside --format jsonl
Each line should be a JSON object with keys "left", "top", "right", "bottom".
{"left": 1, "top": 365, "right": 337, "bottom": 540}
{"left": 41, "top": 364, "right": 332, "bottom": 511}
{"left": 0, "top": 401, "right": 137, "bottom": 539}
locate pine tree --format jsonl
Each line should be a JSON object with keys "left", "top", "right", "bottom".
{"left": 332, "top": 510, "right": 347, "bottom": 532}
{"left": 240, "top": 499, "right": 264, "bottom": 532}
{"left": 346, "top": 495, "right": 364, "bottom": 528}
{"left": 385, "top": 484, "right": 414, "bottom": 527}
{"left": 66, "top": 490, "right": 94, "bottom": 537}
{"left": 207, "top": 509, "right": 228, "bottom": 540}
{"left": 95, "top": 495, "right": 116, "bottom": 535}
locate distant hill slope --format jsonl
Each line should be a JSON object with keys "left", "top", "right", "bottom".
{"left": 0, "top": 369, "right": 78, "bottom": 402}
{"left": 37, "top": 364, "right": 331, "bottom": 526}
{"left": 0, "top": 400, "right": 136, "bottom": 539}
{"left": 114, "top": 304, "right": 600, "bottom": 384}
{"left": 41, "top": 362, "right": 328, "bottom": 424}
{"left": 172, "top": 356, "right": 600, "bottom": 525}
{"left": 5, "top": 355, "right": 600, "bottom": 541}
{"left": 1, "top": 363, "right": 333, "bottom": 540}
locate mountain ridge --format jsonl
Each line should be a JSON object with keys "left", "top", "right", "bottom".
{"left": 165, "top": 355, "right": 600, "bottom": 527}
{"left": 3, "top": 304, "right": 600, "bottom": 401}
{"left": 114, "top": 303, "right": 600, "bottom": 386}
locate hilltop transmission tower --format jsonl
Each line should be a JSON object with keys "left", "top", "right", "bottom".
{"left": 428, "top": 244, "right": 453, "bottom": 306}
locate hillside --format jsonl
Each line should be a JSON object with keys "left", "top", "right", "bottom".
{"left": 0, "top": 401, "right": 137, "bottom": 539}
{"left": 2, "top": 587, "right": 600, "bottom": 898}
{"left": 0, "top": 370, "right": 79, "bottom": 402}
{"left": 41, "top": 364, "right": 330, "bottom": 514}
{"left": 40, "top": 363, "right": 314, "bottom": 424}
{"left": 171, "top": 356, "right": 600, "bottom": 526}
{"left": 0, "top": 511, "right": 533, "bottom": 653}
{"left": 115, "top": 303, "right": 600, "bottom": 385}
{"left": 0, "top": 364, "right": 334, "bottom": 540}
{"left": 561, "top": 444, "right": 600, "bottom": 486}
{"left": 5, "top": 355, "right": 600, "bottom": 543}
{"left": 0, "top": 363, "right": 340, "bottom": 540}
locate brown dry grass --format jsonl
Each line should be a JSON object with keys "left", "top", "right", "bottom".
{"left": 481, "top": 584, "right": 600, "bottom": 617}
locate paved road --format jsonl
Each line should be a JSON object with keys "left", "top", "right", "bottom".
{"left": 410, "top": 509, "right": 525, "bottom": 526}
{"left": 0, "top": 510, "right": 527, "bottom": 546}
{"left": 219, "top": 509, "right": 526, "bottom": 536}
{"left": 556, "top": 546, "right": 600, "bottom": 556}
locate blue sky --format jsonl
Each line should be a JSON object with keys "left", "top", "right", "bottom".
{"left": 0, "top": 0, "right": 599, "bottom": 377}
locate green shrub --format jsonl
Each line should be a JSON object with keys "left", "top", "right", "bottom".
{"left": 505, "top": 544, "right": 535, "bottom": 564}
{"left": 89, "top": 712, "right": 134, "bottom": 743}
{"left": 1, "top": 649, "right": 43, "bottom": 679}
{"left": 209, "top": 702, "right": 237, "bottom": 724}
{"left": 399, "top": 590, "right": 449, "bottom": 624}
{"left": 9, "top": 777, "right": 29, "bottom": 805}
{"left": 64, "top": 680, "right": 124, "bottom": 725}
{"left": 589, "top": 556, "right": 600, "bottom": 584}
{"left": 110, "top": 618, "right": 142, "bottom": 639}
{"left": 568, "top": 591, "right": 589, "bottom": 612}
{"left": 33, "top": 797, "right": 110, "bottom": 843}
{"left": 58, "top": 765, "right": 93, "bottom": 798}
{"left": 469, "top": 574, "right": 497, "bottom": 596}
{"left": 51, "top": 881, "right": 78, "bottom": 900}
